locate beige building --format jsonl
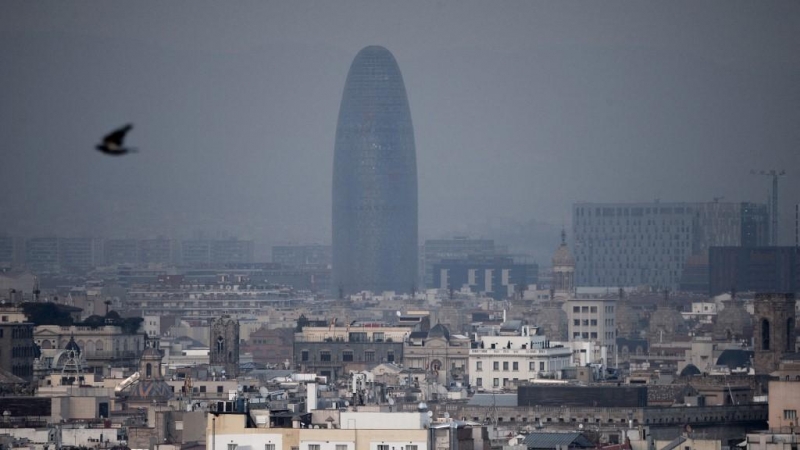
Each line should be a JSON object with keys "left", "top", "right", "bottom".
{"left": 566, "top": 297, "right": 617, "bottom": 364}
{"left": 768, "top": 380, "right": 800, "bottom": 433}
{"left": 208, "top": 410, "right": 430, "bottom": 450}
{"left": 35, "top": 324, "right": 144, "bottom": 375}
{"left": 403, "top": 324, "right": 470, "bottom": 384}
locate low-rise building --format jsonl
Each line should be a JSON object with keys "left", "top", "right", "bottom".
{"left": 469, "top": 321, "right": 572, "bottom": 390}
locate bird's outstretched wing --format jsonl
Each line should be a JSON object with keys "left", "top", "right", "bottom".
{"left": 97, "top": 123, "right": 135, "bottom": 155}
{"left": 103, "top": 124, "right": 133, "bottom": 148}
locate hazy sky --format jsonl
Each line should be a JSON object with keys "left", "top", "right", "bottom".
{"left": 2, "top": 1, "right": 799, "bottom": 257}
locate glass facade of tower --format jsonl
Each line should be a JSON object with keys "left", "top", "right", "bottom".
{"left": 333, "top": 46, "right": 418, "bottom": 295}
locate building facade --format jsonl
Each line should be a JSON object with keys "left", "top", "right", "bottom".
{"left": 753, "top": 293, "right": 797, "bottom": 375}
{"left": 566, "top": 297, "right": 617, "bottom": 365}
{"left": 573, "top": 202, "right": 769, "bottom": 289}
{"left": 293, "top": 324, "right": 412, "bottom": 380}
{"left": 0, "top": 305, "right": 35, "bottom": 381}
{"left": 422, "top": 238, "right": 496, "bottom": 290}
{"left": 209, "top": 316, "right": 240, "bottom": 377}
{"left": 708, "top": 247, "right": 800, "bottom": 296}
{"left": 433, "top": 257, "right": 538, "bottom": 300}
{"left": 469, "top": 324, "right": 572, "bottom": 390}
{"left": 332, "top": 46, "right": 418, "bottom": 295}
{"left": 403, "top": 324, "right": 470, "bottom": 384}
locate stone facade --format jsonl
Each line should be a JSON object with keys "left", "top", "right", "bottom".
{"left": 753, "top": 293, "right": 797, "bottom": 375}
{"left": 209, "top": 316, "right": 240, "bottom": 377}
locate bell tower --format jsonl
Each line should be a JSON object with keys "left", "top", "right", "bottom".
{"left": 754, "top": 293, "right": 796, "bottom": 375}
{"left": 209, "top": 316, "right": 240, "bottom": 377}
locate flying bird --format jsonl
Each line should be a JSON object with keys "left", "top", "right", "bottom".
{"left": 96, "top": 124, "right": 137, "bottom": 155}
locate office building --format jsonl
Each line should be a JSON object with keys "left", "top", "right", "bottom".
{"left": 58, "top": 237, "right": 94, "bottom": 272}
{"left": 708, "top": 247, "right": 800, "bottom": 296}
{"left": 24, "top": 237, "right": 60, "bottom": 273}
{"left": 103, "top": 239, "right": 139, "bottom": 265}
{"left": 422, "top": 237, "right": 495, "bottom": 289}
{"left": 433, "top": 256, "right": 538, "bottom": 300}
{"left": 271, "top": 244, "right": 331, "bottom": 267}
{"left": 573, "top": 202, "right": 769, "bottom": 290}
{"left": 332, "top": 46, "right": 418, "bottom": 295}
{"left": 181, "top": 239, "right": 254, "bottom": 265}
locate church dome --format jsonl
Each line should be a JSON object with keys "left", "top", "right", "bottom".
{"left": 552, "top": 229, "right": 575, "bottom": 267}
{"left": 553, "top": 244, "right": 575, "bottom": 267}
{"left": 648, "top": 305, "right": 688, "bottom": 343}
{"left": 126, "top": 380, "right": 174, "bottom": 401}
{"left": 714, "top": 300, "right": 753, "bottom": 341}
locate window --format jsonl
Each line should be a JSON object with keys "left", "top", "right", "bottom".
{"left": 228, "top": 444, "right": 238, "bottom": 450}
{"left": 217, "top": 385, "right": 224, "bottom": 393}
{"left": 387, "top": 350, "right": 395, "bottom": 362}
{"left": 529, "top": 362, "right": 535, "bottom": 371}
{"left": 266, "top": 445, "right": 276, "bottom": 450}
{"left": 406, "top": 446, "right": 418, "bottom": 450}
{"left": 540, "top": 362, "right": 545, "bottom": 371}
{"left": 476, "top": 377, "right": 482, "bottom": 386}
{"left": 493, "top": 361, "right": 499, "bottom": 370}
{"left": 512, "top": 362, "right": 518, "bottom": 371}
{"left": 785, "top": 410, "right": 797, "bottom": 420}
{"left": 320, "top": 351, "right": 331, "bottom": 362}
{"left": 590, "top": 319, "right": 597, "bottom": 326}
{"left": 301, "top": 350, "right": 309, "bottom": 361}
{"left": 581, "top": 306, "right": 589, "bottom": 313}
{"left": 573, "top": 306, "right": 580, "bottom": 313}
{"left": 493, "top": 378, "right": 499, "bottom": 387}
{"left": 308, "top": 445, "right": 320, "bottom": 450}
{"left": 590, "top": 332, "right": 598, "bottom": 339}
{"left": 373, "top": 332, "right": 385, "bottom": 342}
{"left": 377, "top": 446, "right": 389, "bottom": 450}
{"left": 590, "top": 306, "right": 597, "bottom": 313}
{"left": 364, "top": 351, "right": 374, "bottom": 362}
{"left": 336, "top": 445, "right": 347, "bottom": 450}
{"left": 200, "top": 385, "right": 206, "bottom": 393}
{"left": 476, "top": 361, "right": 482, "bottom": 371}
{"left": 503, "top": 361, "right": 509, "bottom": 371}
{"left": 573, "top": 319, "right": 580, "bottom": 326}
{"left": 342, "top": 351, "right": 354, "bottom": 362}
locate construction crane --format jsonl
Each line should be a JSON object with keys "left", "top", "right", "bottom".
{"left": 750, "top": 169, "right": 786, "bottom": 246}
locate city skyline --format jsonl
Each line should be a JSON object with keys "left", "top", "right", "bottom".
{"left": 1, "top": 2, "right": 798, "bottom": 255}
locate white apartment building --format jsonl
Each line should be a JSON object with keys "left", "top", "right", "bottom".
{"left": 566, "top": 297, "right": 617, "bottom": 365}
{"left": 469, "top": 323, "right": 572, "bottom": 390}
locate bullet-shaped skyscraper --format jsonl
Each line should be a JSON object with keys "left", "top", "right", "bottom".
{"left": 333, "top": 46, "right": 418, "bottom": 295}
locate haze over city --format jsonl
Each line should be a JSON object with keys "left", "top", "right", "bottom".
{"left": 2, "top": 1, "right": 799, "bottom": 261}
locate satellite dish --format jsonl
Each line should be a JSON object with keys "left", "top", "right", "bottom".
{"left": 444, "top": 412, "right": 450, "bottom": 419}
{"left": 396, "top": 311, "right": 402, "bottom": 317}
{"left": 388, "top": 398, "right": 395, "bottom": 405}
{"left": 344, "top": 400, "right": 350, "bottom": 407}
{"left": 259, "top": 387, "right": 269, "bottom": 396}
{"left": 427, "top": 411, "right": 434, "bottom": 418}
